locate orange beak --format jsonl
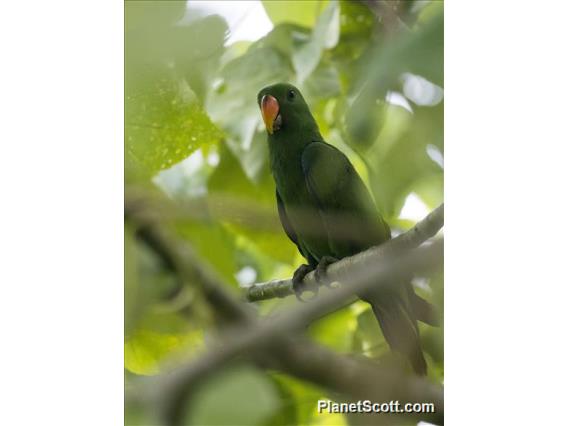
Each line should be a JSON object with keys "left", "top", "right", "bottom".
{"left": 261, "top": 95, "right": 279, "bottom": 134}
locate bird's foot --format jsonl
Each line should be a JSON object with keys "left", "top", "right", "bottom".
{"left": 292, "top": 264, "right": 316, "bottom": 302}
{"left": 314, "top": 256, "right": 338, "bottom": 287}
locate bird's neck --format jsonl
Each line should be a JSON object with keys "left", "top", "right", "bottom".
{"left": 268, "top": 122, "right": 322, "bottom": 158}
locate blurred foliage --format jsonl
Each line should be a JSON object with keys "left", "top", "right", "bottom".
{"left": 125, "top": 0, "right": 443, "bottom": 424}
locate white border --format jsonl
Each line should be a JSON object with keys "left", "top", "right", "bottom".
{"left": 0, "top": 0, "right": 123, "bottom": 424}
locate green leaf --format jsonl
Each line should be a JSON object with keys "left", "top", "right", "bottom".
{"left": 125, "top": 224, "right": 181, "bottom": 336}
{"left": 353, "top": 306, "right": 388, "bottom": 358}
{"left": 303, "top": 62, "right": 342, "bottom": 102}
{"left": 262, "top": 375, "right": 298, "bottom": 426}
{"left": 125, "top": 391, "right": 152, "bottom": 426}
{"left": 185, "top": 366, "right": 281, "bottom": 426}
{"left": 125, "top": 0, "right": 186, "bottom": 31}
{"left": 206, "top": 15, "right": 342, "bottom": 180}
{"left": 292, "top": 0, "right": 340, "bottom": 83}
{"left": 262, "top": 0, "right": 329, "bottom": 28}
{"left": 342, "top": 97, "right": 389, "bottom": 151}
{"left": 177, "top": 219, "right": 240, "bottom": 287}
{"left": 331, "top": 0, "right": 375, "bottom": 74}
{"left": 126, "top": 73, "right": 224, "bottom": 181}
{"left": 206, "top": 42, "right": 292, "bottom": 181}
{"left": 124, "top": 329, "right": 203, "bottom": 376}
{"left": 344, "top": 8, "right": 443, "bottom": 158}
{"left": 172, "top": 16, "right": 229, "bottom": 100}
{"left": 126, "top": 13, "right": 228, "bottom": 100}
{"left": 270, "top": 373, "right": 348, "bottom": 426}
{"left": 125, "top": 224, "right": 139, "bottom": 334}
{"left": 250, "top": 23, "right": 311, "bottom": 58}
{"left": 270, "top": 373, "right": 326, "bottom": 425}
{"left": 308, "top": 304, "right": 356, "bottom": 353}
{"left": 125, "top": 13, "right": 227, "bottom": 181}
{"left": 366, "top": 102, "right": 443, "bottom": 218}
{"left": 356, "top": 7, "right": 444, "bottom": 94}
{"left": 208, "top": 146, "right": 298, "bottom": 265}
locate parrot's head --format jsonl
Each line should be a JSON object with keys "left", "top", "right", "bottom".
{"left": 257, "top": 83, "right": 318, "bottom": 136}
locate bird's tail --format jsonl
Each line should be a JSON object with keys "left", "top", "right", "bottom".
{"left": 370, "top": 295, "right": 427, "bottom": 375}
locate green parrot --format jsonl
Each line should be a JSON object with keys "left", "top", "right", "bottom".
{"left": 257, "top": 83, "right": 438, "bottom": 375}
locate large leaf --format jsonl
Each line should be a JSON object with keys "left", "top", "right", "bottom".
{"left": 208, "top": 146, "right": 298, "bottom": 265}
{"left": 292, "top": 0, "right": 340, "bottom": 83}
{"left": 206, "top": 19, "right": 342, "bottom": 181}
{"left": 367, "top": 102, "right": 443, "bottom": 218}
{"left": 176, "top": 219, "right": 240, "bottom": 287}
{"left": 125, "top": 11, "right": 228, "bottom": 181}
{"left": 364, "top": 8, "right": 444, "bottom": 89}
{"left": 352, "top": 306, "right": 389, "bottom": 358}
{"left": 125, "top": 10, "right": 228, "bottom": 100}
{"left": 344, "top": 8, "right": 443, "bottom": 153}
{"left": 125, "top": 0, "right": 186, "bottom": 31}
{"left": 125, "top": 223, "right": 181, "bottom": 336}
{"left": 185, "top": 365, "right": 281, "bottom": 425}
{"left": 124, "top": 329, "right": 203, "bottom": 376}
{"left": 271, "top": 373, "right": 348, "bottom": 426}
{"left": 126, "top": 72, "right": 223, "bottom": 181}
{"left": 331, "top": 0, "right": 376, "bottom": 80}
{"left": 308, "top": 304, "right": 356, "bottom": 353}
{"left": 262, "top": 0, "right": 329, "bottom": 28}
{"left": 206, "top": 43, "right": 292, "bottom": 181}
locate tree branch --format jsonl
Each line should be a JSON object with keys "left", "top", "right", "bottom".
{"left": 245, "top": 203, "right": 444, "bottom": 302}
{"left": 269, "top": 337, "right": 444, "bottom": 425}
{"left": 126, "top": 192, "right": 444, "bottom": 425}
{"left": 153, "top": 240, "right": 443, "bottom": 425}
{"left": 156, "top": 334, "right": 444, "bottom": 426}
{"left": 125, "top": 193, "right": 255, "bottom": 324}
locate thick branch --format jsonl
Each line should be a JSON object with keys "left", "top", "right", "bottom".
{"left": 271, "top": 337, "right": 444, "bottom": 425}
{"left": 157, "top": 335, "right": 443, "bottom": 426}
{"left": 154, "top": 240, "right": 443, "bottom": 425}
{"left": 245, "top": 203, "right": 444, "bottom": 302}
{"left": 126, "top": 193, "right": 444, "bottom": 425}
{"left": 125, "top": 196, "right": 254, "bottom": 324}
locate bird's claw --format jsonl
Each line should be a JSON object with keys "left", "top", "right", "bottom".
{"left": 314, "top": 256, "right": 338, "bottom": 287}
{"left": 292, "top": 264, "right": 315, "bottom": 302}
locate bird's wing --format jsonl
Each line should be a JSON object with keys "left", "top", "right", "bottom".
{"left": 301, "top": 142, "right": 390, "bottom": 255}
{"left": 302, "top": 142, "right": 427, "bottom": 375}
{"left": 276, "top": 189, "right": 299, "bottom": 246}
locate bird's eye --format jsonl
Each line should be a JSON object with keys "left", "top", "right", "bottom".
{"left": 287, "top": 90, "right": 296, "bottom": 101}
